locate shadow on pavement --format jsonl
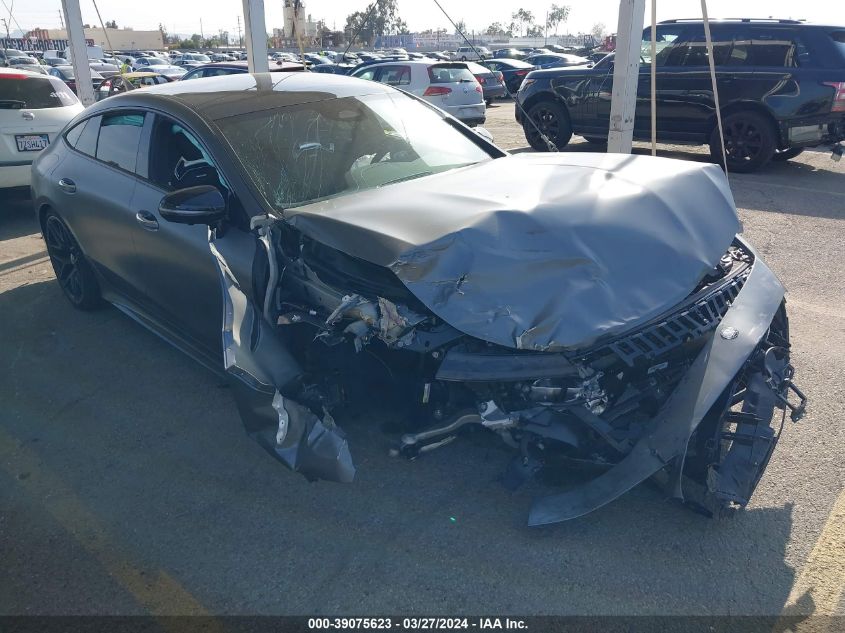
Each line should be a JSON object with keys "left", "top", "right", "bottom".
{"left": 0, "top": 193, "right": 38, "bottom": 243}
{"left": 0, "top": 277, "right": 807, "bottom": 616}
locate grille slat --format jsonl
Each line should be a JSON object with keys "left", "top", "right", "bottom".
{"left": 608, "top": 269, "right": 750, "bottom": 366}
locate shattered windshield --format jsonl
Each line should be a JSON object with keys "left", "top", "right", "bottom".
{"left": 214, "top": 92, "right": 493, "bottom": 209}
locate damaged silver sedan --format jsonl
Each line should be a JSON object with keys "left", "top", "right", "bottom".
{"left": 31, "top": 72, "right": 806, "bottom": 525}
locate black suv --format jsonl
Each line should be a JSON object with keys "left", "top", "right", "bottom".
{"left": 516, "top": 19, "right": 845, "bottom": 171}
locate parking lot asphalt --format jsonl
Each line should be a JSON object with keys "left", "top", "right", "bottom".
{"left": 1, "top": 101, "right": 844, "bottom": 617}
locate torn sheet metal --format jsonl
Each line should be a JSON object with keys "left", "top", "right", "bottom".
{"left": 528, "top": 247, "right": 785, "bottom": 526}
{"left": 285, "top": 153, "right": 741, "bottom": 351}
{"left": 211, "top": 227, "right": 355, "bottom": 483}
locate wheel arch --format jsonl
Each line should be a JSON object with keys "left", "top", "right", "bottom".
{"left": 520, "top": 90, "right": 571, "bottom": 121}
{"left": 709, "top": 101, "right": 784, "bottom": 147}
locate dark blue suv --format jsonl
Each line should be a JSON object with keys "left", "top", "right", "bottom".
{"left": 516, "top": 19, "right": 845, "bottom": 172}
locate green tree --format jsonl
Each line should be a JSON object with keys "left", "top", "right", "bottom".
{"left": 105, "top": 20, "right": 118, "bottom": 29}
{"left": 344, "top": 0, "right": 404, "bottom": 46}
{"left": 590, "top": 22, "right": 606, "bottom": 40}
{"left": 526, "top": 25, "right": 544, "bottom": 38}
{"left": 511, "top": 9, "right": 535, "bottom": 37}
{"left": 454, "top": 19, "right": 466, "bottom": 35}
{"left": 546, "top": 4, "right": 570, "bottom": 35}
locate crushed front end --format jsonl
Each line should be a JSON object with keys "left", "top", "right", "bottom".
{"left": 220, "top": 212, "right": 805, "bottom": 524}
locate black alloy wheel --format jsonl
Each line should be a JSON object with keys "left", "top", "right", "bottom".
{"left": 710, "top": 111, "right": 776, "bottom": 173}
{"left": 43, "top": 212, "right": 102, "bottom": 310}
{"left": 524, "top": 100, "right": 572, "bottom": 151}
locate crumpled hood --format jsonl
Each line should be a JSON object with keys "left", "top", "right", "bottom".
{"left": 286, "top": 152, "right": 742, "bottom": 350}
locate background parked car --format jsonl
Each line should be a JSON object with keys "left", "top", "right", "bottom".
{"left": 465, "top": 61, "right": 506, "bottom": 104}
{"left": 493, "top": 48, "right": 527, "bottom": 60}
{"left": 96, "top": 72, "right": 172, "bottom": 100}
{"left": 180, "top": 61, "right": 306, "bottom": 80}
{"left": 132, "top": 56, "right": 186, "bottom": 78}
{"left": 480, "top": 58, "right": 536, "bottom": 94}
{"left": 352, "top": 60, "right": 485, "bottom": 126}
{"left": 49, "top": 65, "right": 105, "bottom": 92}
{"left": 0, "top": 49, "right": 26, "bottom": 66}
{"left": 88, "top": 60, "right": 120, "bottom": 79}
{"left": 515, "top": 18, "right": 845, "bottom": 172}
{"left": 451, "top": 46, "right": 491, "bottom": 61}
{"left": 0, "top": 68, "right": 83, "bottom": 189}
{"left": 174, "top": 53, "right": 211, "bottom": 68}
{"left": 524, "top": 52, "right": 591, "bottom": 69}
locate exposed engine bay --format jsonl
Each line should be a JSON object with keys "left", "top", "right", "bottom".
{"left": 230, "top": 220, "right": 805, "bottom": 524}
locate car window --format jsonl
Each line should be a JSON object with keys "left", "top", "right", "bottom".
{"left": 641, "top": 25, "right": 687, "bottom": 65}
{"left": 379, "top": 65, "right": 411, "bottom": 86}
{"left": 354, "top": 68, "right": 377, "bottom": 81}
{"left": 65, "top": 117, "right": 96, "bottom": 155}
{"left": 0, "top": 74, "right": 78, "bottom": 109}
{"left": 724, "top": 28, "right": 798, "bottom": 67}
{"left": 745, "top": 28, "right": 799, "bottom": 67}
{"left": 95, "top": 112, "right": 145, "bottom": 172}
{"left": 428, "top": 64, "right": 475, "bottom": 84}
{"left": 147, "top": 115, "right": 227, "bottom": 193}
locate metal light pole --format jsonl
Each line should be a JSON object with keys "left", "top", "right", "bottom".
{"left": 241, "top": 0, "right": 269, "bottom": 72}
{"left": 60, "top": 0, "right": 96, "bottom": 106}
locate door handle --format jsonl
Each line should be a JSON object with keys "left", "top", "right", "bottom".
{"left": 135, "top": 210, "right": 159, "bottom": 231}
{"left": 58, "top": 178, "right": 76, "bottom": 194}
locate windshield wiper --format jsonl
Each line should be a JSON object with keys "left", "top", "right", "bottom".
{"left": 0, "top": 99, "right": 27, "bottom": 109}
{"left": 378, "top": 171, "right": 433, "bottom": 186}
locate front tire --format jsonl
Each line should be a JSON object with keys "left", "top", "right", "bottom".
{"left": 524, "top": 100, "right": 572, "bottom": 151}
{"left": 710, "top": 111, "right": 777, "bottom": 173}
{"left": 43, "top": 211, "right": 103, "bottom": 310}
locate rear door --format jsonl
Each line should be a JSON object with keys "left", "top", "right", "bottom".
{"left": 53, "top": 112, "right": 147, "bottom": 301}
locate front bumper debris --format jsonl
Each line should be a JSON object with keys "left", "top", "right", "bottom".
{"left": 528, "top": 253, "right": 799, "bottom": 526}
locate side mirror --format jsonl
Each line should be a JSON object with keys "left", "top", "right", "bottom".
{"left": 159, "top": 185, "right": 226, "bottom": 225}
{"left": 474, "top": 126, "right": 494, "bottom": 143}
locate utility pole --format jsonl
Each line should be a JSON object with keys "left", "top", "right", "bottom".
{"left": 237, "top": 15, "right": 242, "bottom": 49}
{"left": 199, "top": 18, "right": 204, "bottom": 44}
{"left": 58, "top": 9, "right": 65, "bottom": 30}
{"left": 2, "top": 18, "right": 10, "bottom": 62}
{"left": 607, "top": 0, "right": 645, "bottom": 153}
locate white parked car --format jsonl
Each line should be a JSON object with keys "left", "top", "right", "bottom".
{"left": 132, "top": 56, "right": 186, "bottom": 78}
{"left": 0, "top": 68, "right": 84, "bottom": 189}
{"left": 351, "top": 60, "right": 485, "bottom": 126}
{"left": 450, "top": 46, "right": 491, "bottom": 61}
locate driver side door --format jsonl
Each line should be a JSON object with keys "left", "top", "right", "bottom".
{"left": 126, "top": 113, "right": 230, "bottom": 359}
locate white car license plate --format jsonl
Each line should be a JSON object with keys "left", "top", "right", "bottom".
{"left": 16, "top": 134, "right": 50, "bottom": 152}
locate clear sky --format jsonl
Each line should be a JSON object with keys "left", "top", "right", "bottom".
{"left": 6, "top": 0, "right": 845, "bottom": 40}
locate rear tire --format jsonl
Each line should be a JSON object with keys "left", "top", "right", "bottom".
{"left": 524, "top": 100, "right": 572, "bottom": 151}
{"left": 772, "top": 147, "right": 804, "bottom": 162}
{"left": 710, "top": 110, "right": 777, "bottom": 173}
{"left": 43, "top": 211, "right": 103, "bottom": 311}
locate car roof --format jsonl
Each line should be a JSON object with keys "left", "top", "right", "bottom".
{"left": 118, "top": 71, "right": 162, "bottom": 78}
{"left": 357, "top": 59, "right": 461, "bottom": 68}
{"left": 0, "top": 67, "right": 47, "bottom": 78}
{"left": 92, "top": 72, "right": 398, "bottom": 121}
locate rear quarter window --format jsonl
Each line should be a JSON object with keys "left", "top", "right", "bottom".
{"left": 65, "top": 116, "right": 101, "bottom": 157}
{"left": 0, "top": 75, "right": 78, "bottom": 109}
{"left": 95, "top": 113, "right": 145, "bottom": 173}
{"left": 830, "top": 31, "right": 845, "bottom": 64}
